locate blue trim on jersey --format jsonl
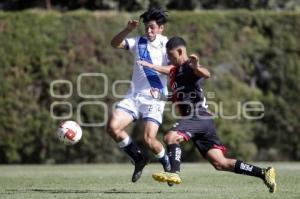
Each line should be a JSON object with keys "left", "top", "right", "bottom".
{"left": 138, "top": 37, "right": 164, "bottom": 90}
{"left": 116, "top": 105, "right": 138, "bottom": 120}
{"left": 143, "top": 117, "right": 161, "bottom": 126}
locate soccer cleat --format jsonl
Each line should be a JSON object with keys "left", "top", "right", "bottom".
{"left": 159, "top": 155, "right": 173, "bottom": 186}
{"left": 152, "top": 172, "right": 182, "bottom": 184}
{"left": 131, "top": 158, "right": 147, "bottom": 183}
{"left": 167, "top": 181, "right": 174, "bottom": 187}
{"left": 162, "top": 163, "right": 174, "bottom": 187}
{"left": 164, "top": 164, "right": 174, "bottom": 187}
{"left": 165, "top": 165, "right": 174, "bottom": 187}
{"left": 263, "top": 167, "right": 277, "bottom": 193}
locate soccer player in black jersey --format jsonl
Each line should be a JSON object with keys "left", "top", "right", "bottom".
{"left": 138, "top": 36, "right": 276, "bottom": 193}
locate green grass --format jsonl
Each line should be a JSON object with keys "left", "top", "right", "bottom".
{"left": 0, "top": 163, "right": 299, "bottom": 199}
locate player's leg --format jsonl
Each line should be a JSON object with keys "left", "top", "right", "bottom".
{"left": 141, "top": 100, "right": 171, "bottom": 172}
{"left": 143, "top": 120, "right": 171, "bottom": 172}
{"left": 206, "top": 148, "right": 276, "bottom": 193}
{"left": 164, "top": 131, "right": 185, "bottom": 173}
{"left": 207, "top": 148, "right": 263, "bottom": 175}
{"left": 163, "top": 118, "right": 200, "bottom": 177}
{"left": 153, "top": 116, "right": 200, "bottom": 185}
{"left": 107, "top": 108, "right": 133, "bottom": 142}
{"left": 196, "top": 120, "right": 277, "bottom": 194}
{"left": 152, "top": 131, "right": 184, "bottom": 184}
{"left": 193, "top": 116, "right": 269, "bottom": 180}
{"left": 107, "top": 102, "right": 146, "bottom": 182}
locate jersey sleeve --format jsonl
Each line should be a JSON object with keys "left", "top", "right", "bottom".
{"left": 163, "top": 36, "right": 170, "bottom": 65}
{"left": 164, "top": 52, "right": 170, "bottom": 65}
{"left": 124, "top": 36, "right": 139, "bottom": 51}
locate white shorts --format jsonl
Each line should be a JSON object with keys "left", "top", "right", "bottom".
{"left": 115, "top": 94, "right": 165, "bottom": 125}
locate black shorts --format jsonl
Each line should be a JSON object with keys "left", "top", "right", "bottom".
{"left": 170, "top": 112, "right": 226, "bottom": 158}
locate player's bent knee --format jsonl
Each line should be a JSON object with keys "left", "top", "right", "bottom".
{"left": 107, "top": 120, "right": 122, "bottom": 136}
{"left": 163, "top": 133, "right": 172, "bottom": 144}
{"left": 164, "top": 131, "right": 180, "bottom": 144}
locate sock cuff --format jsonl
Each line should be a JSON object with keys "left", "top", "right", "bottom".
{"left": 155, "top": 147, "right": 165, "bottom": 159}
{"left": 234, "top": 160, "right": 264, "bottom": 178}
{"left": 118, "top": 136, "right": 132, "bottom": 148}
{"left": 234, "top": 160, "right": 242, "bottom": 173}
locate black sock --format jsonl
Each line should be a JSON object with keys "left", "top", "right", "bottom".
{"left": 167, "top": 144, "right": 182, "bottom": 173}
{"left": 158, "top": 153, "right": 171, "bottom": 172}
{"left": 234, "top": 160, "right": 264, "bottom": 179}
{"left": 122, "top": 142, "right": 143, "bottom": 163}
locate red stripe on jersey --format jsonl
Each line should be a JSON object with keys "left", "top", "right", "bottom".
{"left": 169, "top": 66, "right": 185, "bottom": 116}
{"left": 169, "top": 66, "right": 177, "bottom": 103}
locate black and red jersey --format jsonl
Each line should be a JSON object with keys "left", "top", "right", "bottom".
{"left": 169, "top": 62, "right": 207, "bottom": 116}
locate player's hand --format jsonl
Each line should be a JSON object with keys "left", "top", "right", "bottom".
{"left": 137, "top": 60, "right": 154, "bottom": 68}
{"left": 150, "top": 87, "right": 161, "bottom": 99}
{"left": 188, "top": 54, "right": 200, "bottom": 69}
{"left": 126, "top": 20, "right": 139, "bottom": 31}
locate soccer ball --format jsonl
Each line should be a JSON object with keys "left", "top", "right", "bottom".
{"left": 57, "top": 121, "right": 82, "bottom": 145}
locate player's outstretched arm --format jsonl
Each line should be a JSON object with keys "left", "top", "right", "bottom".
{"left": 111, "top": 20, "right": 139, "bottom": 49}
{"left": 137, "top": 60, "right": 173, "bottom": 75}
{"left": 188, "top": 54, "right": 211, "bottom": 78}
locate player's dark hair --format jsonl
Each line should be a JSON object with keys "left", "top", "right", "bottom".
{"left": 166, "top": 36, "right": 186, "bottom": 50}
{"left": 140, "top": 7, "right": 168, "bottom": 25}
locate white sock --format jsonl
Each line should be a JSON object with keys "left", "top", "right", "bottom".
{"left": 154, "top": 147, "right": 165, "bottom": 159}
{"left": 117, "top": 136, "right": 132, "bottom": 148}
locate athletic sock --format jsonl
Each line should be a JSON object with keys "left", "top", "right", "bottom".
{"left": 167, "top": 144, "right": 182, "bottom": 173}
{"left": 155, "top": 148, "right": 171, "bottom": 172}
{"left": 234, "top": 160, "right": 264, "bottom": 179}
{"left": 118, "top": 137, "right": 143, "bottom": 163}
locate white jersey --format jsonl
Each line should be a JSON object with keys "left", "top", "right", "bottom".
{"left": 125, "top": 34, "right": 169, "bottom": 97}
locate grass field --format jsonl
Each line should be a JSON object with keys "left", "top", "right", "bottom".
{"left": 0, "top": 163, "right": 299, "bottom": 199}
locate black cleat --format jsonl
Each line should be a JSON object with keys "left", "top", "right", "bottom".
{"left": 131, "top": 158, "right": 148, "bottom": 183}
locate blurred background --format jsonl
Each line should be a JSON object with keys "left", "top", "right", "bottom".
{"left": 0, "top": 0, "right": 299, "bottom": 164}
{"left": 1, "top": 0, "right": 300, "bottom": 11}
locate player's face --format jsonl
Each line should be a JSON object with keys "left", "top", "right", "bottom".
{"left": 144, "top": 20, "right": 164, "bottom": 41}
{"left": 167, "top": 48, "right": 181, "bottom": 66}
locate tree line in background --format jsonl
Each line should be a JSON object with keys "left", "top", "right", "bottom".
{"left": 0, "top": 10, "right": 299, "bottom": 164}
{"left": 1, "top": 0, "right": 300, "bottom": 11}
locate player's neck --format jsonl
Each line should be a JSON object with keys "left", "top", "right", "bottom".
{"left": 146, "top": 34, "right": 158, "bottom": 42}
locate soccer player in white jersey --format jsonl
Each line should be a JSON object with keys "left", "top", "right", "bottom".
{"left": 107, "top": 7, "right": 172, "bottom": 183}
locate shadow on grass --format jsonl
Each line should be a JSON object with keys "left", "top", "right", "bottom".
{"left": 3, "top": 188, "right": 182, "bottom": 194}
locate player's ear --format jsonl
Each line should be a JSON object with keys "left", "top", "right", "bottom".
{"left": 159, "top": 24, "right": 164, "bottom": 33}
{"left": 177, "top": 47, "right": 183, "bottom": 56}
